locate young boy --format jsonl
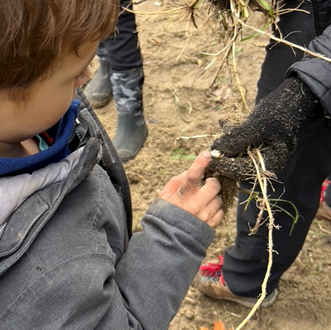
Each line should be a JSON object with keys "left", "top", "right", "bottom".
{"left": 0, "top": 1, "right": 223, "bottom": 329}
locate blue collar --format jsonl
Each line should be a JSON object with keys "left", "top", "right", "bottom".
{"left": 0, "top": 100, "right": 80, "bottom": 176}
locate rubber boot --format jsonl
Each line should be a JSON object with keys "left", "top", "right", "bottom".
{"left": 112, "top": 113, "right": 148, "bottom": 162}
{"left": 110, "top": 66, "right": 148, "bottom": 162}
{"left": 84, "top": 59, "right": 112, "bottom": 109}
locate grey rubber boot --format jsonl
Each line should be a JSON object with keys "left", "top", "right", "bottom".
{"left": 83, "top": 59, "right": 112, "bottom": 109}
{"left": 111, "top": 66, "right": 148, "bottom": 162}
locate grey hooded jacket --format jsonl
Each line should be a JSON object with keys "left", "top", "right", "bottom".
{"left": 288, "top": 3, "right": 331, "bottom": 116}
{"left": 0, "top": 91, "right": 215, "bottom": 330}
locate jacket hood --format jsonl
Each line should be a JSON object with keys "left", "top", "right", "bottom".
{"left": 0, "top": 148, "right": 84, "bottom": 237}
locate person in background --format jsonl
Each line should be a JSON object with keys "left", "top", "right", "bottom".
{"left": 84, "top": 0, "right": 147, "bottom": 163}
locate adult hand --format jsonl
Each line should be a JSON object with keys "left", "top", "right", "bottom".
{"left": 206, "top": 77, "right": 322, "bottom": 181}
{"left": 159, "top": 151, "right": 223, "bottom": 229}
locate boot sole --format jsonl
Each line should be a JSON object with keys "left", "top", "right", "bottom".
{"left": 89, "top": 96, "right": 112, "bottom": 109}
{"left": 205, "top": 289, "right": 278, "bottom": 308}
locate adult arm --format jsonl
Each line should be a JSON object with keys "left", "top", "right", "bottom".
{"left": 205, "top": 25, "right": 331, "bottom": 181}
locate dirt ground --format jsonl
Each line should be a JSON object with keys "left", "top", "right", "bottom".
{"left": 95, "top": 1, "right": 331, "bottom": 329}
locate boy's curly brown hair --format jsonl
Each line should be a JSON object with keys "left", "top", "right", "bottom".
{"left": 0, "top": 0, "right": 119, "bottom": 101}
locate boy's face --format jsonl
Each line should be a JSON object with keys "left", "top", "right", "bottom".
{"left": 0, "top": 41, "right": 98, "bottom": 144}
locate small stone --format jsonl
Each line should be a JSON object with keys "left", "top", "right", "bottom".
{"left": 211, "top": 150, "right": 221, "bottom": 158}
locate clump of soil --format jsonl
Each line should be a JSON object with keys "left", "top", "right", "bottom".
{"left": 208, "top": 0, "right": 271, "bottom": 14}
{"left": 205, "top": 173, "right": 237, "bottom": 215}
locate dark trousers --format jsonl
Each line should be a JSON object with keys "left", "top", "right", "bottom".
{"left": 222, "top": 0, "right": 331, "bottom": 297}
{"left": 97, "top": 0, "right": 143, "bottom": 71}
{"left": 256, "top": 0, "right": 316, "bottom": 102}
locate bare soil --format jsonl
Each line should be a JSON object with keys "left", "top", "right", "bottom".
{"left": 95, "top": 1, "right": 331, "bottom": 329}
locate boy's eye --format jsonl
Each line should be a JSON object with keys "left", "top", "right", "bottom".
{"left": 75, "top": 66, "right": 91, "bottom": 86}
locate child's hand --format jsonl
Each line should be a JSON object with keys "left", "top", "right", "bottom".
{"left": 159, "top": 152, "right": 223, "bottom": 229}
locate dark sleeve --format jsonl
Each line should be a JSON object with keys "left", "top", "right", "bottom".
{"left": 287, "top": 24, "right": 331, "bottom": 117}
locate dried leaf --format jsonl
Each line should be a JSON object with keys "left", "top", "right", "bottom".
{"left": 213, "top": 320, "right": 225, "bottom": 330}
{"left": 199, "top": 320, "right": 225, "bottom": 330}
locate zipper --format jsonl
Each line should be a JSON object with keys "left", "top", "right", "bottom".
{"left": 309, "top": 0, "right": 320, "bottom": 36}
